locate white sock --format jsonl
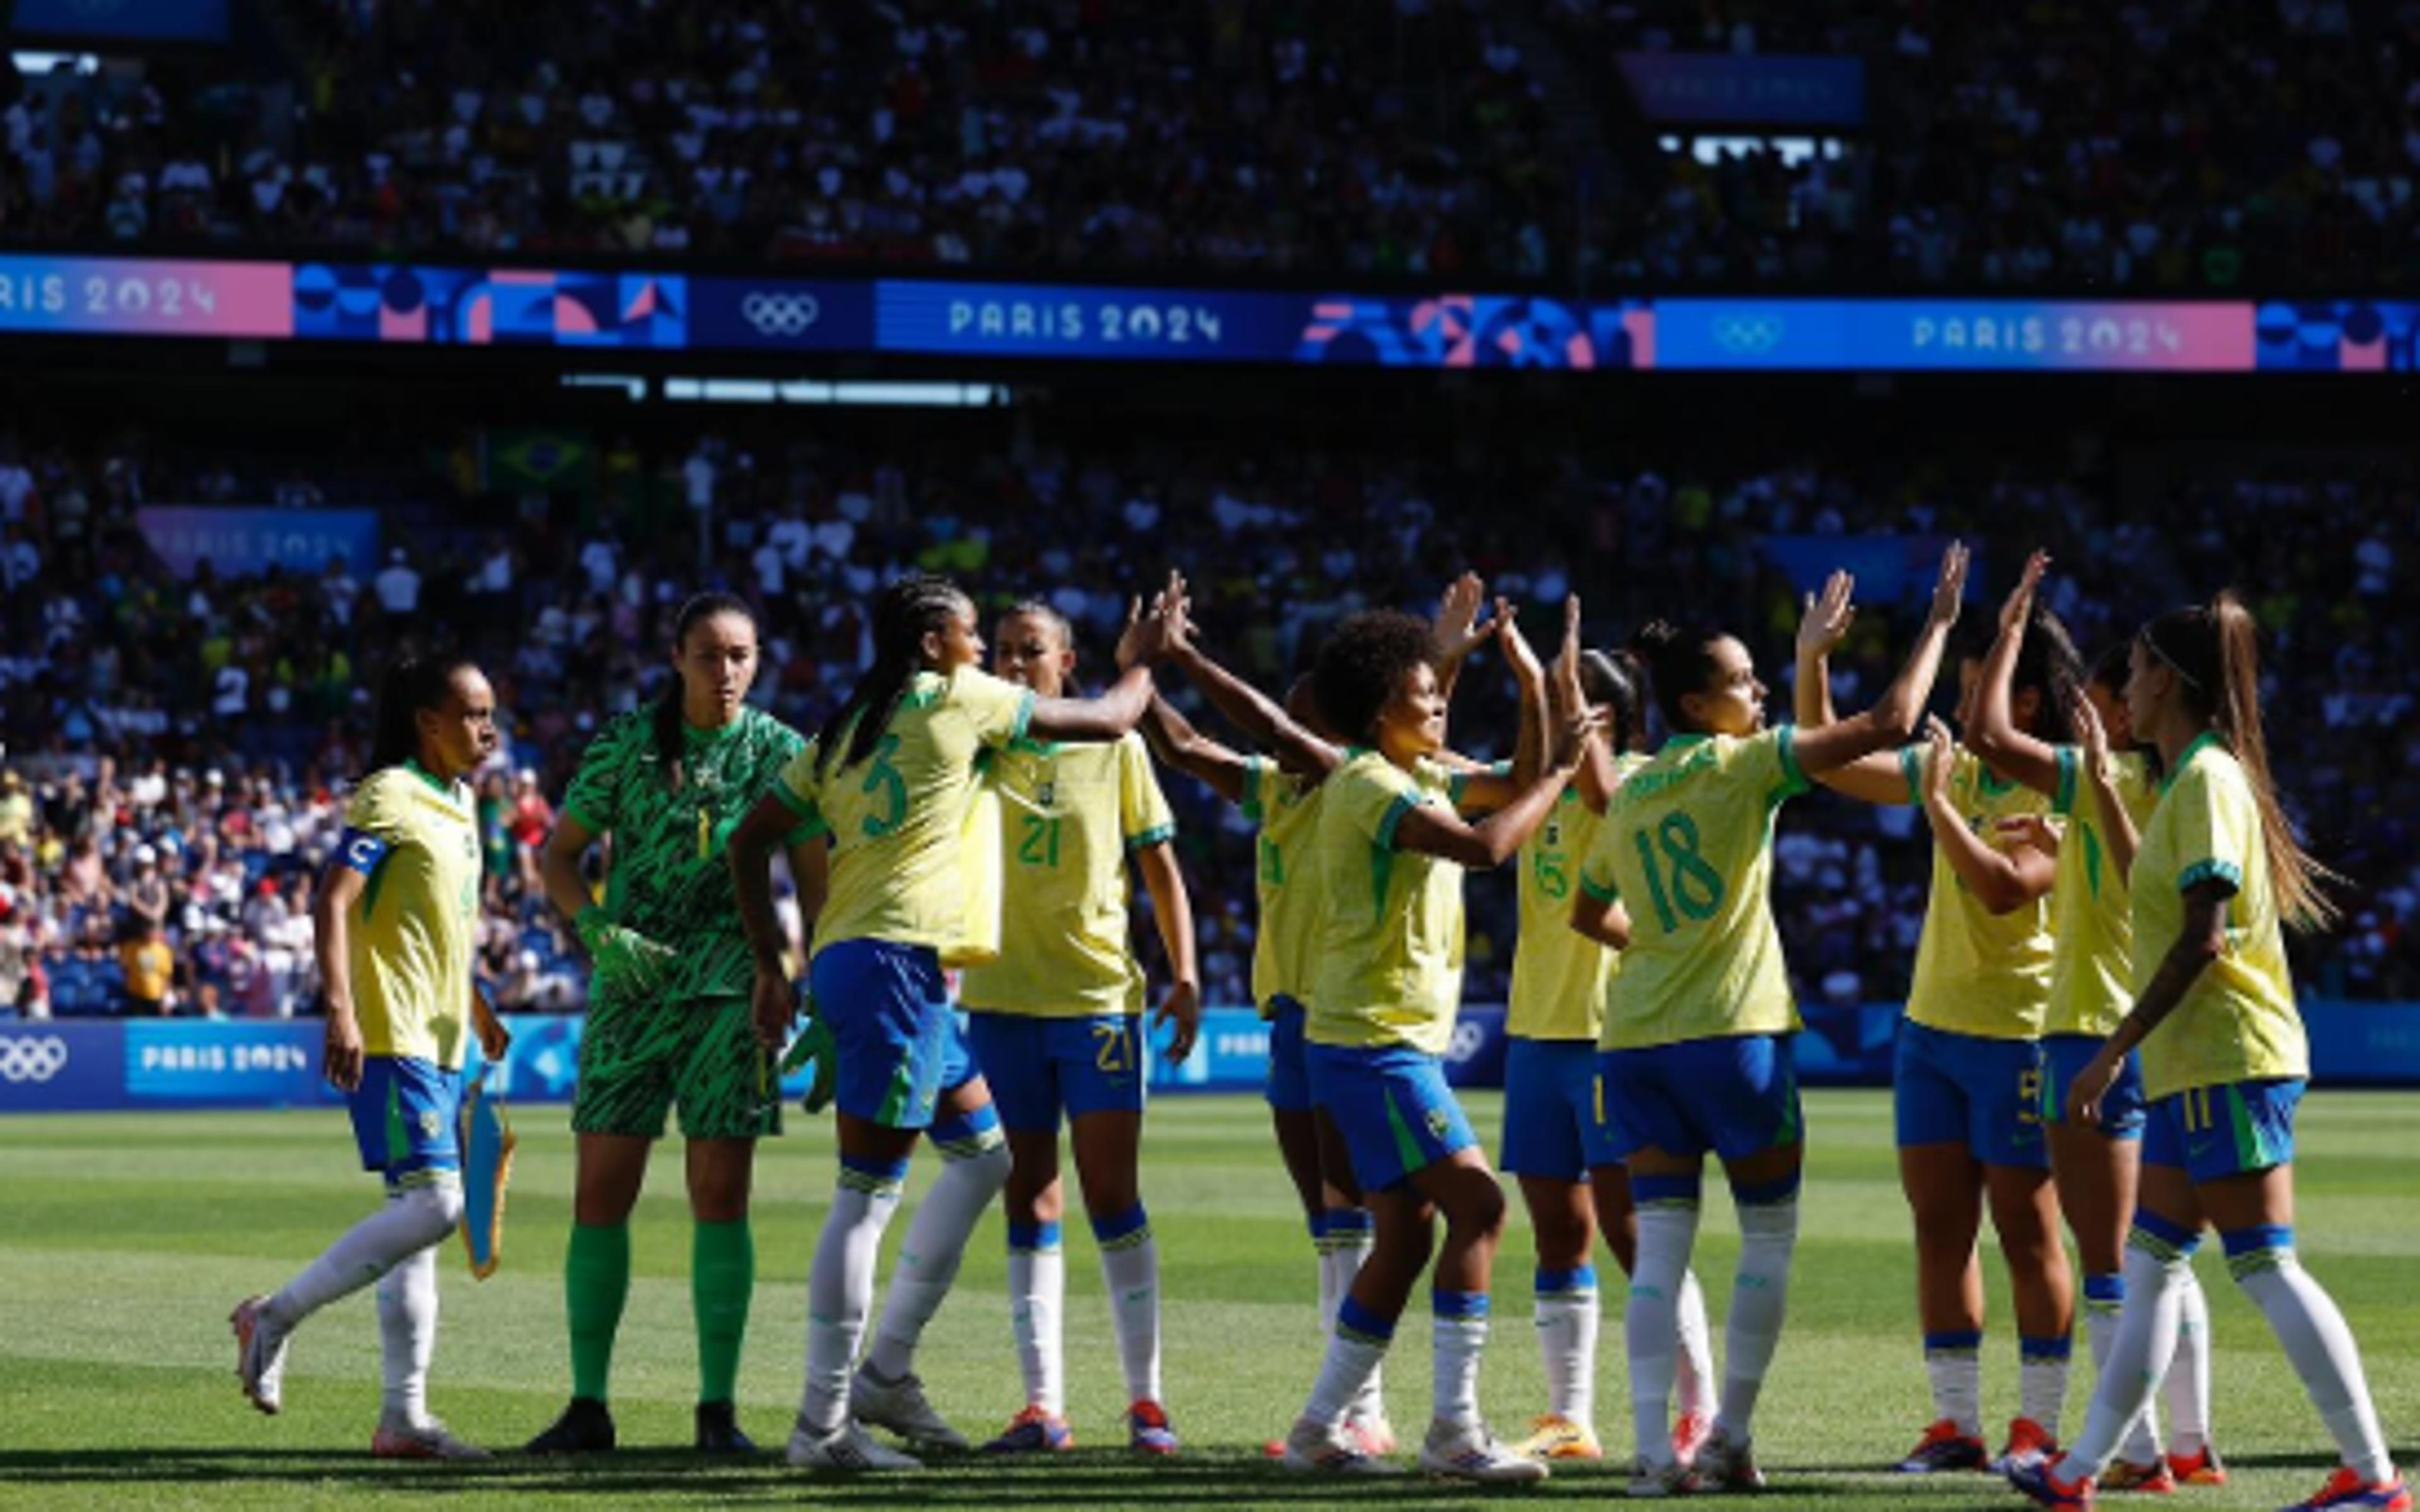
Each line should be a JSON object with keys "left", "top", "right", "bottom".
{"left": 1323, "top": 1211, "right": 1383, "bottom": 1421}
{"left": 1675, "top": 1269, "right": 1715, "bottom": 1421}
{"left": 1306, "top": 1303, "right": 1392, "bottom": 1428}
{"left": 2164, "top": 1266, "right": 2213, "bottom": 1457}
{"left": 2020, "top": 1336, "right": 2074, "bottom": 1441}
{"left": 866, "top": 1138, "right": 1009, "bottom": 1380}
{"left": 799, "top": 1159, "right": 905, "bottom": 1436}
{"left": 1924, "top": 1332, "right": 1985, "bottom": 1438}
{"left": 1007, "top": 1221, "right": 1066, "bottom": 1416}
{"left": 2087, "top": 1273, "right": 2164, "bottom": 1465}
{"left": 1313, "top": 1216, "right": 1337, "bottom": 1329}
{"left": 1628, "top": 1199, "right": 1702, "bottom": 1469}
{"left": 375, "top": 1240, "right": 439, "bottom": 1426}
{"left": 2058, "top": 1238, "right": 2186, "bottom": 1479}
{"left": 1533, "top": 1267, "right": 1599, "bottom": 1427}
{"left": 2228, "top": 1232, "right": 2393, "bottom": 1484}
{"left": 1095, "top": 1206, "right": 1162, "bottom": 1406}
{"left": 267, "top": 1178, "right": 462, "bottom": 1334}
{"left": 1716, "top": 1196, "right": 1798, "bottom": 1442}
{"left": 1431, "top": 1293, "right": 1490, "bottom": 1430}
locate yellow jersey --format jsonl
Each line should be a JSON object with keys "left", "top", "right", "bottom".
{"left": 1901, "top": 743, "right": 2059, "bottom": 1041}
{"left": 1507, "top": 756, "right": 1645, "bottom": 1041}
{"left": 339, "top": 763, "right": 481, "bottom": 1068}
{"left": 2045, "top": 747, "right": 2161, "bottom": 1038}
{"left": 776, "top": 667, "right": 1035, "bottom": 956}
{"left": 1242, "top": 756, "right": 1325, "bottom": 1016}
{"left": 1305, "top": 750, "right": 1465, "bottom": 1055}
{"left": 959, "top": 732, "right": 1176, "bottom": 1017}
{"left": 1583, "top": 730, "right": 1808, "bottom": 1049}
{"left": 2131, "top": 735, "right": 2306, "bottom": 1101}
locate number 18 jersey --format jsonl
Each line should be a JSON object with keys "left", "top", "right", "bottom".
{"left": 1581, "top": 729, "right": 1809, "bottom": 1050}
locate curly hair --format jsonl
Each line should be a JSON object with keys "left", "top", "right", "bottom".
{"left": 1313, "top": 610, "right": 1438, "bottom": 747}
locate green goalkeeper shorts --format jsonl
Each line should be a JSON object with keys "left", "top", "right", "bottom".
{"left": 572, "top": 991, "right": 780, "bottom": 1142}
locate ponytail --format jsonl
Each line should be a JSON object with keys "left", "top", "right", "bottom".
{"left": 815, "top": 574, "right": 971, "bottom": 778}
{"left": 2141, "top": 592, "right": 2339, "bottom": 930}
{"left": 368, "top": 652, "right": 478, "bottom": 776}
{"left": 1579, "top": 647, "right": 1647, "bottom": 753}
{"left": 1956, "top": 597, "right": 2083, "bottom": 742}
{"left": 1630, "top": 621, "right": 1722, "bottom": 735}
{"left": 657, "top": 591, "right": 755, "bottom": 794}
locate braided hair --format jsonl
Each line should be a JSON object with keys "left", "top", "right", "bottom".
{"left": 815, "top": 574, "right": 972, "bottom": 777}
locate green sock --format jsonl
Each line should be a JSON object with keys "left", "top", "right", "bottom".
{"left": 565, "top": 1221, "right": 631, "bottom": 1403}
{"left": 693, "top": 1217, "right": 755, "bottom": 1406}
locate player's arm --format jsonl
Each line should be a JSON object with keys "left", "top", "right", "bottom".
{"left": 469, "top": 978, "right": 510, "bottom": 1060}
{"left": 1792, "top": 547, "right": 1965, "bottom": 777}
{"left": 1397, "top": 684, "right": 1586, "bottom": 869}
{"left": 730, "top": 791, "right": 809, "bottom": 1048}
{"left": 1795, "top": 545, "right": 1966, "bottom": 794}
{"left": 1023, "top": 576, "right": 1188, "bottom": 743}
{"left": 1133, "top": 840, "right": 1202, "bottom": 1065}
{"left": 1913, "top": 716, "right": 2055, "bottom": 914}
{"left": 1961, "top": 549, "right": 2065, "bottom": 796}
{"left": 2075, "top": 699, "right": 2145, "bottom": 879}
{"left": 539, "top": 810, "right": 600, "bottom": 928}
{"left": 1165, "top": 633, "right": 1340, "bottom": 780}
{"left": 313, "top": 855, "right": 369, "bottom": 1092}
{"left": 1447, "top": 599, "right": 1552, "bottom": 813}
{"left": 2066, "top": 880, "right": 2232, "bottom": 1125}
{"left": 1569, "top": 889, "right": 1634, "bottom": 951}
{"left": 785, "top": 832, "right": 829, "bottom": 953}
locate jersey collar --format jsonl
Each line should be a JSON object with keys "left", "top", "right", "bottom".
{"left": 2162, "top": 729, "right": 2227, "bottom": 793}
{"left": 403, "top": 758, "right": 452, "bottom": 796}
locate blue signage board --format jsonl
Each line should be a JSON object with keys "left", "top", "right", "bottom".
{"left": 1617, "top": 53, "right": 1866, "bottom": 127}
{"left": 135, "top": 506, "right": 381, "bottom": 580}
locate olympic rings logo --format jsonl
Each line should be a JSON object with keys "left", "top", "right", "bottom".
{"left": 741, "top": 292, "right": 822, "bottom": 337}
{"left": 0, "top": 1036, "right": 69, "bottom": 1083}
{"left": 1712, "top": 316, "right": 1784, "bottom": 354}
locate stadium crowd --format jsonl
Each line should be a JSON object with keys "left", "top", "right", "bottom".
{"left": 6, "top": 2, "right": 2418, "bottom": 287}
{"left": 3, "top": 421, "right": 2416, "bottom": 1021}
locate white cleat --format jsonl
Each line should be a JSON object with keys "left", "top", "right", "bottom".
{"left": 850, "top": 1365, "right": 970, "bottom": 1452}
{"left": 1418, "top": 1418, "right": 1551, "bottom": 1484}
{"left": 1691, "top": 1426, "right": 1766, "bottom": 1492}
{"left": 786, "top": 1417, "right": 924, "bottom": 1472}
{"left": 1628, "top": 1452, "right": 1698, "bottom": 1498}
{"left": 231, "top": 1295, "right": 287, "bottom": 1416}
{"left": 371, "top": 1416, "right": 490, "bottom": 1460}
{"left": 1279, "top": 1415, "right": 1403, "bottom": 1475}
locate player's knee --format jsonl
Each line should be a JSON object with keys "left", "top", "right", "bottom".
{"left": 1446, "top": 1171, "right": 1508, "bottom": 1239}
{"left": 401, "top": 1176, "right": 465, "bottom": 1242}
{"left": 955, "top": 1138, "right": 1013, "bottom": 1196}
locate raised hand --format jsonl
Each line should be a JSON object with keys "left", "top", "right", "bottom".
{"left": 1432, "top": 571, "right": 1492, "bottom": 667}
{"left": 1495, "top": 597, "right": 1546, "bottom": 687}
{"left": 1928, "top": 541, "right": 1972, "bottom": 627}
{"left": 1551, "top": 594, "right": 1586, "bottom": 714}
{"left": 1115, "top": 571, "right": 1190, "bottom": 668}
{"left": 2001, "top": 549, "right": 2049, "bottom": 634}
{"left": 1920, "top": 714, "right": 1957, "bottom": 805}
{"left": 1795, "top": 570, "right": 1858, "bottom": 662}
{"left": 1998, "top": 813, "right": 2063, "bottom": 857}
{"left": 2073, "top": 690, "right": 2113, "bottom": 781}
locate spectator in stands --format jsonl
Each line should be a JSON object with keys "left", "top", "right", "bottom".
{"left": 120, "top": 917, "right": 175, "bottom": 1016}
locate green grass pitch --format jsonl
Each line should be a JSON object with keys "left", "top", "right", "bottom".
{"left": 1, "top": 1089, "right": 2413, "bottom": 1509}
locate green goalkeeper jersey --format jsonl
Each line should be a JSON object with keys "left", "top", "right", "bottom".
{"left": 562, "top": 703, "right": 814, "bottom": 1005}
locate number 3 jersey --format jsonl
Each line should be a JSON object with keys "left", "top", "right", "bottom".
{"left": 957, "top": 731, "right": 1175, "bottom": 1018}
{"left": 1581, "top": 728, "right": 1811, "bottom": 1050}
{"left": 776, "top": 666, "right": 1035, "bottom": 958}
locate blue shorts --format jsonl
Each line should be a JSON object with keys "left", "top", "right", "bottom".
{"left": 810, "top": 938, "right": 957, "bottom": 1130}
{"left": 1593, "top": 1034, "right": 1801, "bottom": 1166}
{"left": 1305, "top": 1042, "right": 1478, "bottom": 1194}
{"left": 964, "top": 1010, "right": 1147, "bottom": 1133}
{"left": 2039, "top": 1033, "right": 2146, "bottom": 1138}
{"left": 2143, "top": 1079, "right": 2303, "bottom": 1183}
{"left": 1501, "top": 1038, "right": 1598, "bottom": 1181}
{"left": 1894, "top": 1020, "right": 2049, "bottom": 1169}
{"left": 1265, "top": 996, "right": 1314, "bottom": 1113}
{"left": 348, "top": 1055, "right": 466, "bottom": 1186}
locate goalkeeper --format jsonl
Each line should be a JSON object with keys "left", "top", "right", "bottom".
{"left": 526, "top": 594, "right": 826, "bottom": 1457}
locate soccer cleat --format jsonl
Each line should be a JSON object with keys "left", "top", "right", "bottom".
{"left": 1347, "top": 1408, "right": 1398, "bottom": 1457}
{"left": 1896, "top": 1417, "right": 1988, "bottom": 1473}
{"left": 2278, "top": 1468, "right": 2412, "bottom": 1512}
{"left": 2167, "top": 1445, "right": 2228, "bottom": 1486}
{"left": 1418, "top": 1418, "right": 1550, "bottom": 1484}
{"left": 2007, "top": 1457, "right": 2096, "bottom": 1510}
{"left": 371, "top": 1416, "right": 492, "bottom": 1460}
{"left": 981, "top": 1406, "right": 1073, "bottom": 1455}
{"left": 694, "top": 1400, "right": 756, "bottom": 1455}
{"left": 524, "top": 1396, "right": 616, "bottom": 1455}
{"left": 1994, "top": 1416, "right": 2061, "bottom": 1474}
{"left": 1627, "top": 1452, "right": 1697, "bottom": 1498}
{"left": 2100, "top": 1458, "right": 2177, "bottom": 1494}
{"left": 850, "top": 1365, "right": 970, "bottom": 1452}
{"left": 230, "top": 1295, "right": 286, "bottom": 1416}
{"left": 1127, "top": 1400, "right": 1179, "bottom": 1456}
{"left": 1673, "top": 1409, "right": 1714, "bottom": 1467}
{"left": 1514, "top": 1413, "right": 1603, "bottom": 1461}
{"left": 786, "top": 1417, "right": 923, "bottom": 1472}
{"left": 1279, "top": 1416, "right": 1402, "bottom": 1475}
{"left": 1692, "top": 1426, "right": 1766, "bottom": 1492}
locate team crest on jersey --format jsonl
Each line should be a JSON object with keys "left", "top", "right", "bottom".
{"left": 1543, "top": 817, "right": 1563, "bottom": 848}
{"left": 1037, "top": 779, "right": 1057, "bottom": 808}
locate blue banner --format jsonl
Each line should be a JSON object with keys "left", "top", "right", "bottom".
{"left": 875, "top": 280, "right": 1301, "bottom": 361}
{"left": 1654, "top": 298, "right": 2255, "bottom": 371}
{"left": 1617, "top": 53, "right": 1866, "bottom": 127}
{"left": 691, "top": 277, "right": 875, "bottom": 353}
{"left": 135, "top": 505, "right": 381, "bottom": 580}
{"left": 10, "top": 0, "right": 228, "bottom": 42}
{"left": 0, "top": 1022, "right": 122, "bottom": 1111}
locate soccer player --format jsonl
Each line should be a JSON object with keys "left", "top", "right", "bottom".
{"left": 2012, "top": 597, "right": 2407, "bottom": 1512}
{"left": 1797, "top": 544, "right": 2082, "bottom": 1472}
{"left": 959, "top": 600, "right": 1201, "bottom": 1456}
{"left": 1572, "top": 559, "right": 1958, "bottom": 1496}
{"left": 1502, "top": 610, "right": 1714, "bottom": 1465}
{"left": 231, "top": 653, "right": 511, "bottom": 1458}
{"left": 1276, "top": 604, "right": 1575, "bottom": 1484}
{"left": 1964, "top": 555, "right": 2221, "bottom": 1491}
{"left": 526, "top": 593, "right": 817, "bottom": 1456}
{"left": 728, "top": 572, "right": 1184, "bottom": 1472}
